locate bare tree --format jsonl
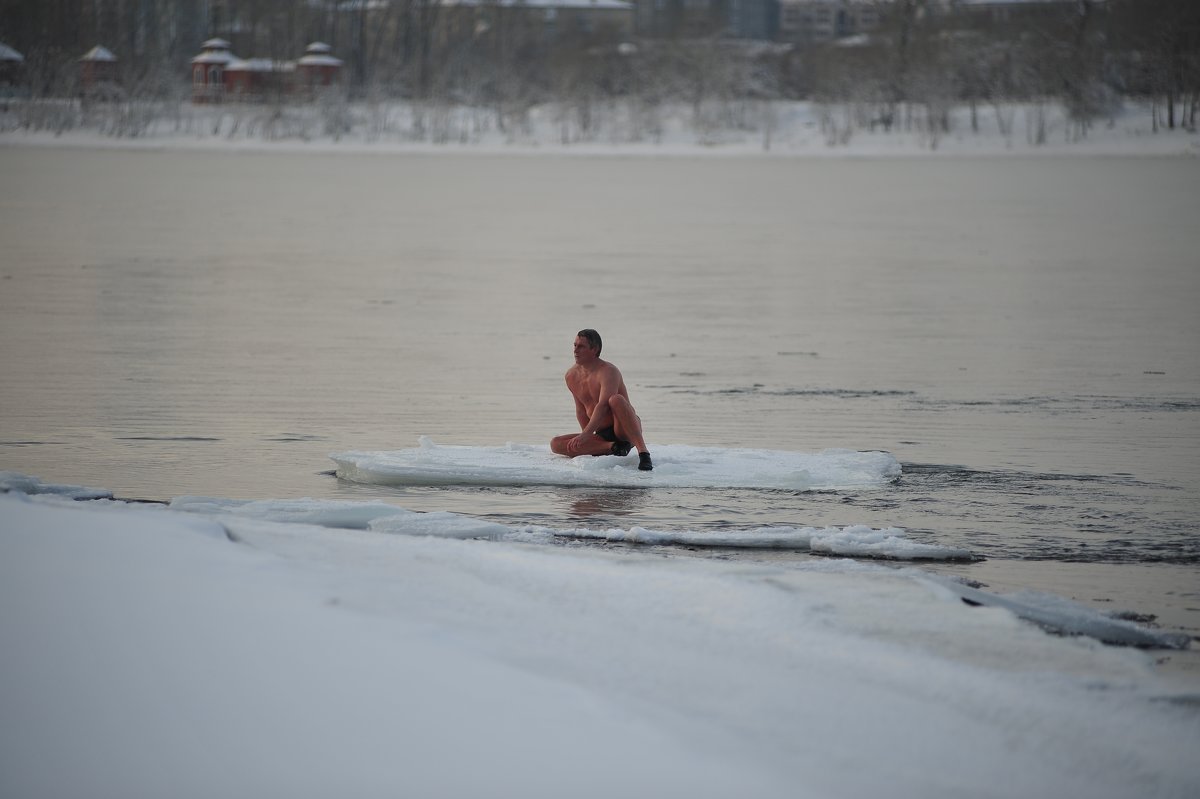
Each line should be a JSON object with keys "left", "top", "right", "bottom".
{"left": 1108, "top": 0, "right": 1200, "bottom": 131}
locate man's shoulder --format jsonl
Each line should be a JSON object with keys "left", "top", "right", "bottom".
{"left": 564, "top": 365, "right": 590, "bottom": 388}
{"left": 567, "top": 360, "right": 619, "bottom": 378}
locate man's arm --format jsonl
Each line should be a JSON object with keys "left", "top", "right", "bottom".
{"left": 579, "top": 365, "right": 618, "bottom": 436}
{"left": 574, "top": 396, "right": 591, "bottom": 431}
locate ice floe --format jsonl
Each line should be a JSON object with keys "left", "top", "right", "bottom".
{"left": 332, "top": 436, "right": 901, "bottom": 490}
{"left": 921, "top": 574, "right": 1194, "bottom": 650}
{"left": 0, "top": 471, "right": 113, "bottom": 500}
{"left": 169, "top": 496, "right": 410, "bottom": 529}
{"left": 518, "top": 523, "right": 974, "bottom": 560}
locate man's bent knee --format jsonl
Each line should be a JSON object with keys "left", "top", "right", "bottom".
{"left": 609, "top": 395, "right": 633, "bottom": 413}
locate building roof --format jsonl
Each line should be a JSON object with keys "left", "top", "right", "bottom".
{"left": 297, "top": 54, "right": 344, "bottom": 67}
{"left": 298, "top": 43, "right": 343, "bottom": 66}
{"left": 834, "top": 33, "right": 872, "bottom": 47}
{"left": 80, "top": 45, "right": 117, "bottom": 62}
{"left": 0, "top": 42, "right": 23, "bottom": 62}
{"left": 193, "top": 38, "right": 237, "bottom": 65}
{"left": 225, "top": 58, "right": 295, "bottom": 73}
{"left": 192, "top": 50, "right": 239, "bottom": 65}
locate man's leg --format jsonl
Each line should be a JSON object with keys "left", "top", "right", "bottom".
{"left": 610, "top": 396, "right": 653, "bottom": 471}
{"left": 551, "top": 432, "right": 623, "bottom": 457}
{"left": 608, "top": 396, "right": 647, "bottom": 454}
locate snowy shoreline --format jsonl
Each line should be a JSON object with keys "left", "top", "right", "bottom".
{"left": 3, "top": 474, "right": 1199, "bottom": 797}
{"left": 3, "top": 99, "right": 1198, "bottom": 158}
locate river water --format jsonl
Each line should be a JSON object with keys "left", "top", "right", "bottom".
{"left": 2, "top": 146, "right": 1198, "bottom": 669}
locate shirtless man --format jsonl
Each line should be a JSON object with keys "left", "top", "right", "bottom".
{"left": 550, "top": 329, "right": 653, "bottom": 471}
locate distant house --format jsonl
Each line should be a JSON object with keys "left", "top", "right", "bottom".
{"left": 636, "top": 0, "right": 727, "bottom": 38}
{"left": 79, "top": 45, "right": 118, "bottom": 91}
{"left": 224, "top": 58, "right": 293, "bottom": 98}
{"left": 191, "top": 38, "right": 237, "bottom": 103}
{"left": 191, "top": 40, "right": 344, "bottom": 103}
{"left": 0, "top": 42, "right": 23, "bottom": 89}
{"left": 296, "top": 42, "right": 344, "bottom": 90}
{"left": 777, "top": 0, "right": 881, "bottom": 45}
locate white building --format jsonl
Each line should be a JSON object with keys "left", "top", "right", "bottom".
{"left": 778, "top": 0, "right": 883, "bottom": 45}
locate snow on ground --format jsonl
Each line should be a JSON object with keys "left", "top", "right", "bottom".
{"left": 2, "top": 99, "right": 1197, "bottom": 158}
{"left": 2, "top": 484, "right": 1198, "bottom": 798}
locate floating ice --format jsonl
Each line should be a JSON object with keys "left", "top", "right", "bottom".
{"left": 809, "top": 525, "right": 976, "bottom": 560}
{"left": 159, "top": 491, "right": 968, "bottom": 560}
{"left": 370, "top": 511, "right": 511, "bottom": 541}
{"left": 0, "top": 471, "right": 113, "bottom": 500}
{"left": 169, "top": 496, "right": 410, "bottom": 529}
{"left": 332, "top": 437, "right": 902, "bottom": 490}
{"left": 530, "top": 523, "right": 974, "bottom": 560}
{"left": 158, "top": 491, "right": 968, "bottom": 560}
{"left": 168, "top": 495, "right": 513, "bottom": 540}
{"left": 921, "top": 574, "right": 1194, "bottom": 650}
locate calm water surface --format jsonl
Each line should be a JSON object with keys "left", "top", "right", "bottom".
{"left": 2, "top": 147, "right": 1198, "bottom": 663}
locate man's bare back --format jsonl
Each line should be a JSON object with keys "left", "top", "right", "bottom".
{"left": 550, "top": 329, "right": 652, "bottom": 471}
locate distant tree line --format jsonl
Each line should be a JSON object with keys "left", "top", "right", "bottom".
{"left": 1, "top": 0, "right": 1196, "bottom": 136}
{"left": 798, "top": 0, "right": 1200, "bottom": 138}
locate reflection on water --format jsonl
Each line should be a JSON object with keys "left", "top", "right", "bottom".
{"left": 560, "top": 487, "right": 653, "bottom": 522}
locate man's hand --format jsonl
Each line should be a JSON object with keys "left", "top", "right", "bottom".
{"left": 566, "top": 432, "right": 602, "bottom": 457}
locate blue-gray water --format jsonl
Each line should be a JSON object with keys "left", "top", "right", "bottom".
{"left": 2, "top": 147, "right": 1197, "bottom": 667}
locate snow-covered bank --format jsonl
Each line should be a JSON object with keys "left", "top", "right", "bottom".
{"left": 2, "top": 486, "right": 1198, "bottom": 798}
{"left": 3, "top": 99, "right": 1198, "bottom": 158}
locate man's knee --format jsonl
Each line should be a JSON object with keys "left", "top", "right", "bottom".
{"left": 609, "top": 395, "right": 632, "bottom": 414}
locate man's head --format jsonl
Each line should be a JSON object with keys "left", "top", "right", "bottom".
{"left": 574, "top": 329, "right": 602, "bottom": 363}
{"left": 577, "top": 329, "right": 602, "bottom": 354}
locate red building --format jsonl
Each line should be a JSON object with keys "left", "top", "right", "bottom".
{"left": 223, "top": 58, "right": 292, "bottom": 99}
{"left": 0, "top": 42, "right": 23, "bottom": 89}
{"left": 296, "top": 43, "right": 344, "bottom": 91}
{"left": 79, "top": 45, "right": 118, "bottom": 91}
{"left": 191, "top": 38, "right": 236, "bottom": 103}
{"left": 191, "top": 40, "right": 343, "bottom": 103}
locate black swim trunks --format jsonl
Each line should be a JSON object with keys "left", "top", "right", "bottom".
{"left": 595, "top": 427, "right": 633, "bottom": 457}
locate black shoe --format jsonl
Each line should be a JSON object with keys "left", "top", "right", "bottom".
{"left": 638, "top": 451, "right": 653, "bottom": 471}
{"left": 611, "top": 440, "right": 633, "bottom": 457}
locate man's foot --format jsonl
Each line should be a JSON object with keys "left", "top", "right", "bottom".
{"left": 638, "top": 451, "right": 653, "bottom": 471}
{"left": 611, "top": 440, "right": 633, "bottom": 457}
